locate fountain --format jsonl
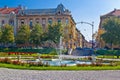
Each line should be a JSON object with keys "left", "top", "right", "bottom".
{"left": 28, "top": 37, "right": 103, "bottom": 66}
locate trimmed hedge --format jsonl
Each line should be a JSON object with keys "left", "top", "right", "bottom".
{"left": 95, "top": 49, "right": 120, "bottom": 56}
{"left": 0, "top": 48, "right": 56, "bottom": 54}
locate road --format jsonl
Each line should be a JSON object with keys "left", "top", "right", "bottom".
{"left": 0, "top": 68, "right": 120, "bottom": 80}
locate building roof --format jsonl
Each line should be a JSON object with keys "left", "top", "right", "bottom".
{"left": 21, "top": 8, "right": 57, "bottom": 15}
{"left": 0, "top": 7, "right": 20, "bottom": 14}
{"left": 101, "top": 9, "right": 120, "bottom": 17}
{"left": 18, "top": 4, "right": 71, "bottom": 15}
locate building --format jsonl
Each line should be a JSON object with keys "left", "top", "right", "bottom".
{"left": 97, "top": 9, "right": 120, "bottom": 48}
{"left": 0, "top": 6, "right": 21, "bottom": 35}
{"left": 17, "top": 4, "right": 83, "bottom": 49}
{"left": 0, "top": 4, "right": 85, "bottom": 49}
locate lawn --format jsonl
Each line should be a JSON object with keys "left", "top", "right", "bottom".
{"left": 0, "top": 63, "right": 120, "bottom": 70}
{"left": 97, "top": 55, "right": 120, "bottom": 59}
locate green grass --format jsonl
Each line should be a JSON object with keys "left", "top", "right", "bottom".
{"left": 0, "top": 63, "right": 120, "bottom": 70}
{"left": 97, "top": 55, "right": 120, "bottom": 59}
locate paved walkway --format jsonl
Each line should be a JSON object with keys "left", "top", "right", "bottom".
{"left": 0, "top": 68, "right": 120, "bottom": 80}
{"left": 97, "top": 58, "right": 120, "bottom": 61}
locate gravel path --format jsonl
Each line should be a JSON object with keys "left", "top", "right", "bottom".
{"left": 0, "top": 68, "right": 120, "bottom": 80}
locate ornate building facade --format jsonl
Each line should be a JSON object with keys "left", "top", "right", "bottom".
{"left": 17, "top": 4, "right": 83, "bottom": 49}
{"left": 0, "top": 4, "right": 85, "bottom": 49}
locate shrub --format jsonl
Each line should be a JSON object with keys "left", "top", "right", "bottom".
{"left": 87, "top": 56, "right": 92, "bottom": 60}
{"left": 37, "top": 61, "right": 44, "bottom": 66}
{"left": 76, "top": 64, "right": 89, "bottom": 67}
{"left": 40, "top": 55, "right": 52, "bottom": 58}
{"left": 95, "top": 62, "right": 103, "bottom": 66}
{"left": 29, "top": 62, "right": 37, "bottom": 67}
{"left": 12, "top": 60, "right": 21, "bottom": 65}
{"left": 20, "top": 62, "right": 26, "bottom": 66}
{"left": 109, "top": 62, "right": 117, "bottom": 66}
{"left": 1, "top": 58, "right": 11, "bottom": 64}
{"left": 44, "top": 62, "right": 50, "bottom": 67}
{"left": 60, "top": 64, "right": 67, "bottom": 67}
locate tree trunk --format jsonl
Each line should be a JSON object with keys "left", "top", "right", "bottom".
{"left": 117, "top": 56, "right": 119, "bottom": 58}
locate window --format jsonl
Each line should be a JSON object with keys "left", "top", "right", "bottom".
{"left": 57, "top": 18, "right": 61, "bottom": 23}
{"left": 9, "top": 20, "right": 14, "bottom": 26}
{"left": 42, "top": 18, "right": 46, "bottom": 26}
{"left": 36, "top": 18, "right": 39, "bottom": 23}
{"left": 42, "top": 18, "right": 46, "bottom": 24}
{"left": 66, "top": 18, "right": 69, "bottom": 24}
{"left": 1, "top": 20, "right": 5, "bottom": 26}
{"left": 29, "top": 19, "right": 33, "bottom": 28}
{"left": 48, "top": 18, "right": 52, "bottom": 24}
{"left": 21, "top": 19, "right": 24, "bottom": 25}
{"left": 69, "top": 34, "right": 72, "bottom": 39}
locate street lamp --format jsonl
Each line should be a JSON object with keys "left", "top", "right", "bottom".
{"left": 76, "top": 21, "right": 94, "bottom": 48}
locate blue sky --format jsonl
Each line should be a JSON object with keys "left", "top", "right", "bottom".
{"left": 0, "top": 0, "right": 120, "bottom": 41}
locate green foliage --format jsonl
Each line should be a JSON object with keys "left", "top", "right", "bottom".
{"left": 30, "top": 24, "right": 43, "bottom": 47}
{"left": 49, "top": 50, "right": 57, "bottom": 55}
{"left": 0, "top": 28, "right": 2, "bottom": 43}
{"left": 101, "top": 17, "right": 120, "bottom": 48}
{"left": 1, "top": 62, "right": 120, "bottom": 70}
{"left": 16, "top": 25, "right": 30, "bottom": 44}
{"left": 47, "top": 23, "right": 63, "bottom": 44}
{"left": 1, "top": 24, "right": 14, "bottom": 43}
{"left": 0, "top": 48, "right": 56, "bottom": 54}
{"left": 96, "top": 49, "right": 120, "bottom": 56}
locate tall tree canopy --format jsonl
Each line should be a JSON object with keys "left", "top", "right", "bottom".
{"left": 101, "top": 17, "right": 120, "bottom": 48}
{"left": 30, "top": 24, "right": 43, "bottom": 47}
{"left": 0, "top": 28, "right": 2, "bottom": 43}
{"left": 2, "top": 24, "right": 14, "bottom": 44}
{"left": 47, "top": 23, "right": 63, "bottom": 44}
{"left": 16, "top": 25, "right": 30, "bottom": 44}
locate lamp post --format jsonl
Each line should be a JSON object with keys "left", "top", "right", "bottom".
{"left": 76, "top": 21, "right": 94, "bottom": 48}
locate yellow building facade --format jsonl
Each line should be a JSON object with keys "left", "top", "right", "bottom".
{"left": 17, "top": 4, "right": 83, "bottom": 49}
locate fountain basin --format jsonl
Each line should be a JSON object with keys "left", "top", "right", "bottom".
{"left": 27, "top": 59, "right": 96, "bottom": 66}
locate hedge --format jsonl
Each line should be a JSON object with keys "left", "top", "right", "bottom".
{"left": 95, "top": 49, "right": 120, "bottom": 56}
{"left": 0, "top": 48, "right": 56, "bottom": 54}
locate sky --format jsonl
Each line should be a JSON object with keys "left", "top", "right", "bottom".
{"left": 0, "top": 0, "right": 120, "bottom": 41}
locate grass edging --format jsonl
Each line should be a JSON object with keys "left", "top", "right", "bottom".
{"left": 0, "top": 63, "right": 120, "bottom": 70}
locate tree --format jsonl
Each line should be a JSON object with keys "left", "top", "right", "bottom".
{"left": 0, "top": 28, "right": 2, "bottom": 43}
{"left": 47, "top": 23, "right": 63, "bottom": 47}
{"left": 1, "top": 24, "right": 14, "bottom": 45}
{"left": 16, "top": 25, "right": 30, "bottom": 45}
{"left": 101, "top": 17, "right": 120, "bottom": 49}
{"left": 30, "top": 24, "right": 43, "bottom": 47}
